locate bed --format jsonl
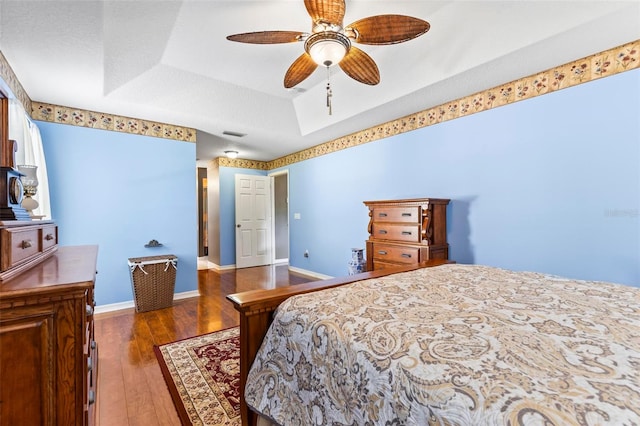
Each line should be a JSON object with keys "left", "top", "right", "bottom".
{"left": 227, "top": 260, "right": 640, "bottom": 426}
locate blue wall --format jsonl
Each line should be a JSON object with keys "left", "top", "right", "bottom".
{"left": 221, "top": 69, "right": 639, "bottom": 286}
{"left": 39, "top": 122, "right": 198, "bottom": 306}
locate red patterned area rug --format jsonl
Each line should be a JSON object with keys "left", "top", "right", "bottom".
{"left": 154, "top": 327, "right": 241, "bottom": 426}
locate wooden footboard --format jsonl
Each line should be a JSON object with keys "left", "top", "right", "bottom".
{"left": 226, "top": 259, "right": 451, "bottom": 426}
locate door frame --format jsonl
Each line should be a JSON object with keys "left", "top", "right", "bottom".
{"left": 269, "top": 169, "right": 289, "bottom": 264}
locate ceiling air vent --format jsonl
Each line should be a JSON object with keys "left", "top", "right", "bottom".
{"left": 223, "top": 130, "right": 247, "bottom": 137}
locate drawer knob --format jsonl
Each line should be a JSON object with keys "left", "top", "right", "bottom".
{"left": 44, "top": 233, "right": 55, "bottom": 241}
{"left": 401, "top": 231, "right": 412, "bottom": 236}
{"left": 86, "top": 305, "right": 94, "bottom": 316}
{"left": 377, "top": 250, "right": 388, "bottom": 255}
{"left": 91, "top": 340, "right": 97, "bottom": 350}
{"left": 88, "top": 390, "right": 96, "bottom": 405}
{"left": 379, "top": 230, "right": 388, "bottom": 234}
{"left": 378, "top": 212, "right": 388, "bottom": 217}
{"left": 87, "top": 358, "right": 93, "bottom": 372}
{"left": 20, "top": 240, "right": 32, "bottom": 249}
{"left": 401, "top": 253, "right": 412, "bottom": 258}
{"left": 402, "top": 213, "right": 412, "bottom": 217}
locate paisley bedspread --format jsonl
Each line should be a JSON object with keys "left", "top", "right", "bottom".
{"left": 245, "top": 264, "right": 640, "bottom": 425}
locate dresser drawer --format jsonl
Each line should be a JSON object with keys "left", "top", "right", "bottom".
{"left": 371, "top": 260, "right": 402, "bottom": 271}
{"left": 371, "top": 206, "right": 420, "bottom": 223}
{"left": 1, "top": 227, "right": 40, "bottom": 269}
{"left": 371, "top": 224, "right": 421, "bottom": 242}
{"left": 41, "top": 225, "right": 58, "bottom": 250}
{"left": 371, "top": 243, "right": 420, "bottom": 264}
{"left": 1, "top": 221, "right": 59, "bottom": 281}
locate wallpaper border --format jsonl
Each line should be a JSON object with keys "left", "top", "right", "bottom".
{"left": 0, "top": 51, "right": 196, "bottom": 143}
{"left": 0, "top": 51, "right": 32, "bottom": 116}
{"left": 220, "top": 39, "right": 639, "bottom": 170}
{"left": 29, "top": 101, "right": 196, "bottom": 143}
{"left": 2, "top": 40, "right": 638, "bottom": 157}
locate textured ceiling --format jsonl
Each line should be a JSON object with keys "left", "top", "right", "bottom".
{"left": 1, "top": 1, "right": 638, "bottom": 163}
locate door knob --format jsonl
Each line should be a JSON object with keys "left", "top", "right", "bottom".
{"left": 237, "top": 224, "right": 241, "bottom": 228}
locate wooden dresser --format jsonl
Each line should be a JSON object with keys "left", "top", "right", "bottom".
{"left": 364, "top": 198, "right": 449, "bottom": 271}
{"left": 0, "top": 245, "right": 98, "bottom": 426}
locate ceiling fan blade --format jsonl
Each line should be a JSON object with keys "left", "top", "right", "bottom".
{"left": 304, "top": 0, "right": 346, "bottom": 25}
{"left": 339, "top": 46, "right": 380, "bottom": 85}
{"left": 346, "top": 15, "right": 430, "bottom": 45}
{"left": 227, "top": 31, "right": 304, "bottom": 44}
{"left": 284, "top": 53, "right": 318, "bottom": 88}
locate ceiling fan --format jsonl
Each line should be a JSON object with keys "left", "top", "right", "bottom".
{"left": 226, "top": 0, "right": 430, "bottom": 89}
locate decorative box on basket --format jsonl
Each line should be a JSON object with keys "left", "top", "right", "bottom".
{"left": 128, "top": 255, "right": 178, "bottom": 312}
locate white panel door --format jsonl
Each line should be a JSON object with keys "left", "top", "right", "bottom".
{"left": 235, "top": 174, "right": 272, "bottom": 268}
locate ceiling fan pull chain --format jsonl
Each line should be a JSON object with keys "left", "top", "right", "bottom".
{"left": 326, "top": 66, "right": 333, "bottom": 115}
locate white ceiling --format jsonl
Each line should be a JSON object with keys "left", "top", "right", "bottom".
{"left": 1, "top": 1, "right": 638, "bottom": 163}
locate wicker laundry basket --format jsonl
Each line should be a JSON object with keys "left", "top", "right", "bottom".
{"left": 128, "top": 255, "right": 178, "bottom": 312}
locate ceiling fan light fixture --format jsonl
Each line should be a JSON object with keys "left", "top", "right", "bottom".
{"left": 227, "top": 1, "right": 430, "bottom": 93}
{"left": 305, "top": 32, "right": 350, "bottom": 67}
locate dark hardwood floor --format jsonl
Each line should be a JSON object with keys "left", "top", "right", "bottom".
{"left": 95, "top": 264, "right": 314, "bottom": 426}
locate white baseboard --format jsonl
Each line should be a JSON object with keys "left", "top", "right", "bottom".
{"left": 197, "top": 257, "right": 217, "bottom": 270}
{"left": 174, "top": 290, "right": 200, "bottom": 300}
{"left": 208, "top": 263, "right": 331, "bottom": 281}
{"left": 216, "top": 264, "right": 236, "bottom": 271}
{"left": 94, "top": 289, "right": 200, "bottom": 314}
{"left": 95, "top": 300, "right": 135, "bottom": 315}
{"left": 206, "top": 260, "right": 288, "bottom": 270}
{"left": 198, "top": 256, "right": 237, "bottom": 271}
{"left": 288, "top": 266, "right": 333, "bottom": 281}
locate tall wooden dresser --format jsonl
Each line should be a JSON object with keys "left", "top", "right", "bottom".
{"left": 364, "top": 198, "right": 449, "bottom": 271}
{"left": 0, "top": 245, "right": 98, "bottom": 425}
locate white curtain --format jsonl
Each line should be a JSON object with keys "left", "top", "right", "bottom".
{"left": 8, "top": 99, "right": 52, "bottom": 219}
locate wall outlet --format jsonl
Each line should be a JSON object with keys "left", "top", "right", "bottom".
{"left": 304, "top": 250, "right": 309, "bottom": 258}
